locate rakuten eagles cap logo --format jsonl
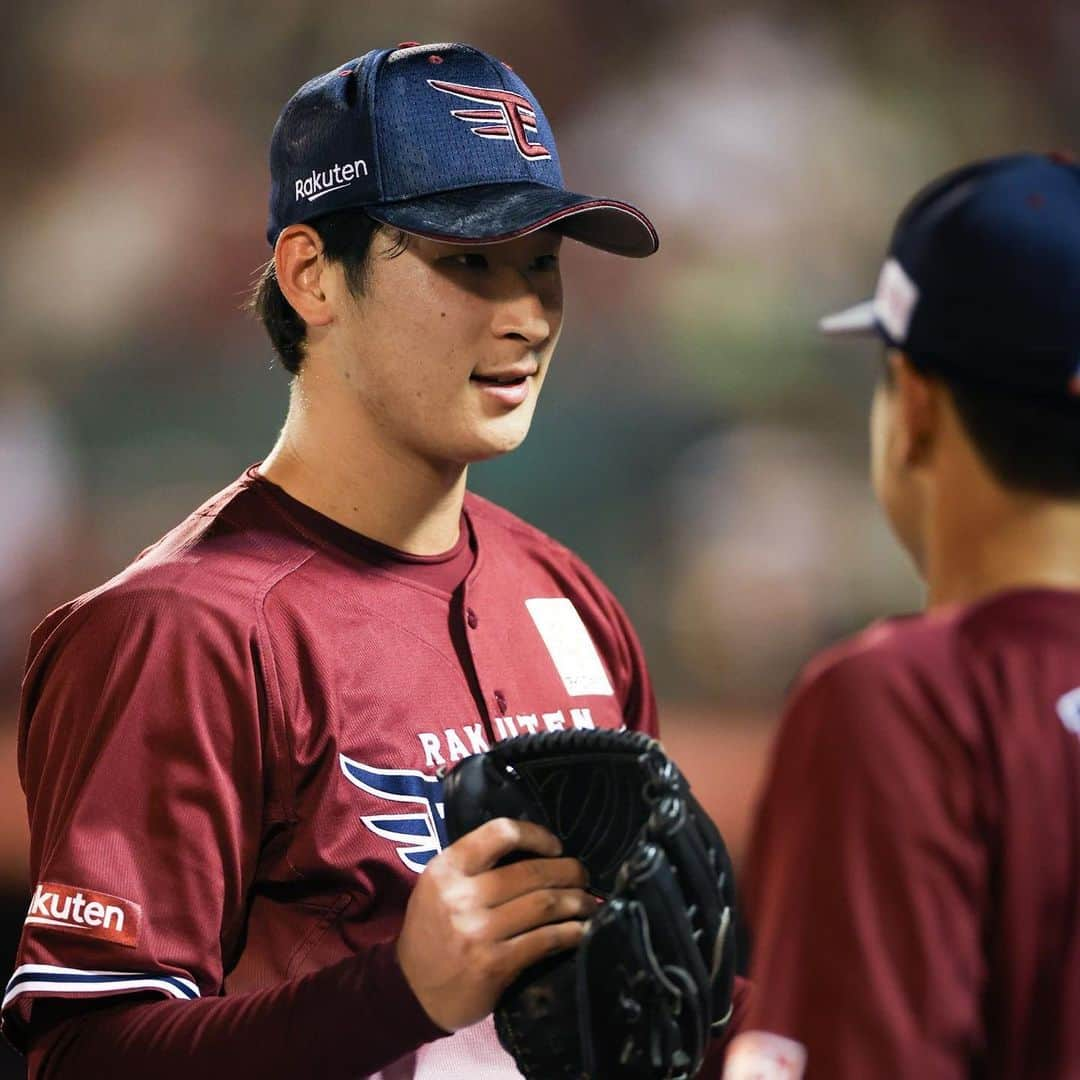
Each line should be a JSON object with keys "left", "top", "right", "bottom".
{"left": 429, "top": 79, "right": 552, "bottom": 161}
{"left": 294, "top": 158, "right": 370, "bottom": 204}
{"left": 25, "top": 882, "right": 141, "bottom": 948}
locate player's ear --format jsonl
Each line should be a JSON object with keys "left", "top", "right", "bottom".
{"left": 274, "top": 225, "right": 334, "bottom": 330}
{"left": 892, "top": 351, "right": 939, "bottom": 469}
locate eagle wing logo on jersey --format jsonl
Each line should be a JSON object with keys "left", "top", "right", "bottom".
{"left": 428, "top": 80, "right": 552, "bottom": 161}
{"left": 339, "top": 755, "right": 449, "bottom": 873}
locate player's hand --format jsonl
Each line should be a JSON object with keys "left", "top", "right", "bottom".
{"left": 396, "top": 817, "right": 592, "bottom": 1032}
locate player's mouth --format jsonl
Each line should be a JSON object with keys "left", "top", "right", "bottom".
{"left": 470, "top": 366, "right": 537, "bottom": 408}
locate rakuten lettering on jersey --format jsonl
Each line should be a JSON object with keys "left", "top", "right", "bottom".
{"left": 25, "top": 883, "right": 140, "bottom": 948}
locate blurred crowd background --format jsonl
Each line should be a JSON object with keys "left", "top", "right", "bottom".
{"left": 2, "top": 0, "right": 1075, "bottom": 1069}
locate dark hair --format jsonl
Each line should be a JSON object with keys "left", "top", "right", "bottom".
{"left": 885, "top": 349, "right": 1080, "bottom": 497}
{"left": 248, "top": 209, "right": 404, "bottom": 375}
{"left": 943, "top": 373, "right": 1080, "bottom": 497}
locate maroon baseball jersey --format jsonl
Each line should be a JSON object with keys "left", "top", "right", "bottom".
{"left": 726, "top": 589, "right": 1080, "bottom": 1080}
{"left": 5, "top": 466, "right": 659, "bottom": 1077}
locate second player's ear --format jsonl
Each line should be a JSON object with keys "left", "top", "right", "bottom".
{"left": 274, "top": 225, "right": 334, "bottom": 329}
{"left": 891, "top": 352, "right": 939, "bottom": 469}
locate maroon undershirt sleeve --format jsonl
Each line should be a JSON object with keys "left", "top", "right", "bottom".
{"left": 27, "top": 942, "right": 448, "bottom": 1079}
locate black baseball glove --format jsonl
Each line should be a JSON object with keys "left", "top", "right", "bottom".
{"left": 443, "top": 729, "right": 736, "bottom": 1080}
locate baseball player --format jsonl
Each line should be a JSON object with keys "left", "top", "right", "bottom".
{"left": 3, "top": 42, "right": 746, "bottom": 1078}
{"left": 724, "top": 153, "right": 1080, "bottom": 1079}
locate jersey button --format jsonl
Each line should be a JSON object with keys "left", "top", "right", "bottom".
{"left": 494, "top": 690, "right": 507, "bottom": 713}
{"left": 466, "top": 608, "right": 478, "bottom": 629}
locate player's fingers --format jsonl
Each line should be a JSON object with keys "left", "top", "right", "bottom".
{"left": 447, "top": 817, "right": 562, "bottom": 875}
{"left": 485, "top": 887, "right": 594, "bottom": 940}
{"left": 492, "top": 919, "right": 589, "bottom": 988}
{"left": 478, "top": 855, "right": 587, "bottom": 906}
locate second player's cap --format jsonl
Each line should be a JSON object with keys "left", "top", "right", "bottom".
{"left": 267, "top": 42, "right": 658, "bottom": 258}
{"left": 819, "top": 152, "right": 1080, "bottom": 396}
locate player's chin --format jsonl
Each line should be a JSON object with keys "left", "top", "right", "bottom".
{"left": 468, "top": 399, "right": 540, "bottom": 457}
{"left": 460, "top": 414, "right": 537, "bottom": 462}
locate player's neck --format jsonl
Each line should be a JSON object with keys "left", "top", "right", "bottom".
{"left": 259, "top": 391, "right": 467, "bottom": 556}
{"left": 925, "top": 484, "right": 1080, "bottom": 608}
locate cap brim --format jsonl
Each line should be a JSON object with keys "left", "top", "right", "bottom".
{"left": 818, "top": 300, "right": 882, "bottom": 337}
{"left": 366, "top": 182, "right": 659, "bottom": 257}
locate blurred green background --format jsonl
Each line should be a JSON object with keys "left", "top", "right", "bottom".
{"left": 1, "top": 0, "right": 1075, "bottom": 1069}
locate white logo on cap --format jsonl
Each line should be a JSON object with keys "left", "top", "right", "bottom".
{"left": 294, "top": 159, "right": 369, "bottom": 204}
{"left": 872, "top": 258, "right": 919, "bottom": 343}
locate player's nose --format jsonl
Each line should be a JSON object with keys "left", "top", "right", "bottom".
{"left": 490, "top": 271, "right": 557, "bottom": 348}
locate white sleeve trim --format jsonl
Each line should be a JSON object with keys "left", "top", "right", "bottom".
{"left": 3, "top": 963, "right": 200, "bottom": 1011}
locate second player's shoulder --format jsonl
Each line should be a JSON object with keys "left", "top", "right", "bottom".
{"left": 797, "top": 608, "right": 955, "bottom": 689}
{"left": 798, "top": 588, "right": 1080, "bottom": 708}
{"left": 783, "top": 608, "right": 981, "bottom": 756}
{"left": 946, "top": 586, "right": 1080, "bottom": 657}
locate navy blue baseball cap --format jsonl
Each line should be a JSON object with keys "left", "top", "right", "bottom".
{"left": 267, "top": 42, "right": 658, "bottom": 258}
{"left": 820, "top": 152, "right": 1080, "bottom": 397}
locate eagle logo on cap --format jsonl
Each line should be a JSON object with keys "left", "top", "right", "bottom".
{"left": 429, "top": 80, "right": 552, "bottom": 161}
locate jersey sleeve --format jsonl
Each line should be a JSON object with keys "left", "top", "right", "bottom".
{"left": 4, "top": 584, "right": 268, "bottom": 1049}
{"left": 735, "top": 647, "right": 987, "bottom": 1079}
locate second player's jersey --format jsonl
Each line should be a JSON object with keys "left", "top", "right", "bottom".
{"left": 5, "top": 467, "right": 658, "bottom": 1077}
{"left": 732, "top": 589, "right": 1080, "bottom": 1080}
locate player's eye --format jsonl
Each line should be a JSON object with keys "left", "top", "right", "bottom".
{"left": 446, "top": 253, "right": 489, "bottom": 270}
{"left": 531, "top": 253, "right": 560, "bottom": 272}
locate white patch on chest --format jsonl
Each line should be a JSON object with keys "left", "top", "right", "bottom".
{"left": 525, "top": 597, "right": 614, "bottom": 697}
